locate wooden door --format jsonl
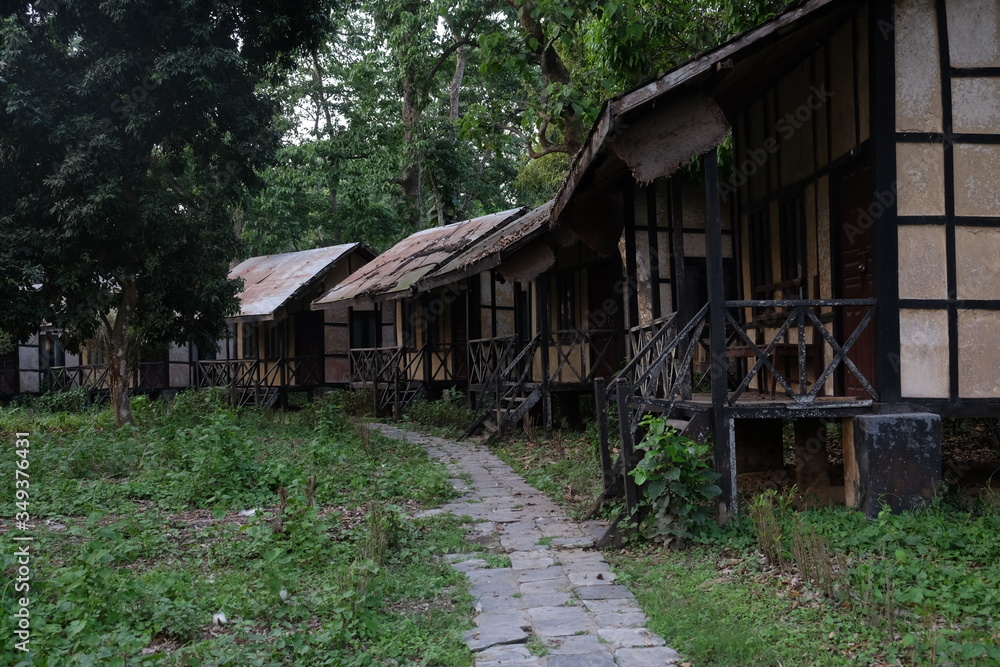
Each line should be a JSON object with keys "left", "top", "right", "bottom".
{"left": 835, "top": 160, "right": 877, "bottom": 397}
{"left": 588, "top": 260, "right": 625, "bottom": 380}
{"left": 293, "top": 311, "right": 325, "bottom": 385}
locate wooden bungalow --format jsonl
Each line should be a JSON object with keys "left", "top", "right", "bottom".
{"left": 312, "top": 209, "right": 528, "bottom": 416}
{"left": 553, "top": 0, "right": 998, "bottom": 518}
{"left": 0, "top": 327, "right": 192, "bottom": 402}
{"left": 314, "top": 204, "right": 627, "bottom": 435}
{"left": 197, "top": 243, "right": 375, "bottom": 407}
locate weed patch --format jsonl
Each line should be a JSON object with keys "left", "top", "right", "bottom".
{"left": 0, "top": 392, "right": 472, "bottom": 665}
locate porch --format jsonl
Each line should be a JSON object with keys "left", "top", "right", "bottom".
{"left": 466, "top": 327, "right": 624, "bottom": 438}
{"left": 595, "top": 292, "right": 880, "bottom": 519}
{"left": 349, "top": 342, "right": 468, "bottom": 417}
{"left": 194, "top": 356, "right": 324, "bottom": 407}
{"left": 42, "top": 360, "right": 176, "bottom": 399}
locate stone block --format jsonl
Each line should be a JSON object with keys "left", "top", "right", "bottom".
{"left": 846, "top": 413, "right": 942, "bottom": 516}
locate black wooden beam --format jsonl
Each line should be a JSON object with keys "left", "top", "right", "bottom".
{"left": 705, "top": 149, "right": 737, "bottom": 518}
{"left": 870, "top": 0, "right": 901, "bottom": 404}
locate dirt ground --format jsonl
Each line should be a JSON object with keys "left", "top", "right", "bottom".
{"left": 736, "top": 418, "right": 1000, "bottom": 509}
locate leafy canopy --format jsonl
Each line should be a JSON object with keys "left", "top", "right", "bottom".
{"left": 0, "top": 0, "right": 332, "bottom": 351}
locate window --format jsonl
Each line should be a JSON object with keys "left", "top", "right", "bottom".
{"left": 401, "top": 300, "right": 417, "bottom": 347}
{"left": 350, "top": 310, "right": 379, "bottom": 349}
{"left": 747, "top": 209, "right": 773, "bottom": 296}
{"left": 242, "top": 323, "right": 258, "bottom": 360}
{"left": 779, "top": 196, "right": 807, "bottom": 298}
{"left": 264, "top": 322, "right": 285, "bottom": 360}
{"left": 556, "top": 271, "right": 576, "bottom": 331}
{"left": 43, "top": 336, "right": 65, "bottom": 369}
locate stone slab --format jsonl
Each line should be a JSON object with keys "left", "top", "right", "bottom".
{"left": 614, "top": 646, "right": 683, "bottom": 666}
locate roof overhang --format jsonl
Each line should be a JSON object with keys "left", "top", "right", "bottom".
{"left": 551, "top": 0, "right": 860, "bottom": 226}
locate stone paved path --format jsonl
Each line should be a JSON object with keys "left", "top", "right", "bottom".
{"left": 372, "top": 424, "right": 682, "bottom": 667}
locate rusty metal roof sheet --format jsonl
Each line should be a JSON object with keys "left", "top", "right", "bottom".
{"left": 417, "top": 201, "right": 553, "bottom": 292}
{"left": 229, "top": 243, "right": 366, "bottom": 321}
{"left": 313, "top": 208, "right": 527, "bottom": 305}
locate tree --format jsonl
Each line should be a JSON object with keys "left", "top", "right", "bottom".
{"left": 483, "top": 0, "right": 793, "bottom": 160}
{"left": 243, "top": 0, "right": 524, "bottom": 253}
{"left": 0, "top": 0, "right": 332, "bottom": 425}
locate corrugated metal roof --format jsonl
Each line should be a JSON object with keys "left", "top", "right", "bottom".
{"left": 313, "top": 208, "right": 527, "bottom": 306}
{"left": 417, "top": 201, "right": 553, "bottom": 292}
{"left": 230, "top": 243, "right": 364, "bottom": 321}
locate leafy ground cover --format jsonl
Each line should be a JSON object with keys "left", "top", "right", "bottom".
{"left": 0, "top": 390, "right": 475, "bottom": 666}
{"left": 493, "top": 422, "right": 1000, "bottom": 666}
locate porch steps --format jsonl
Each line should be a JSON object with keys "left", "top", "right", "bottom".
{"left": 469, "top": 387, "right": 542, "bottom": 443}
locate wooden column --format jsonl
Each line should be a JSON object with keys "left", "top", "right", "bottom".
{"left": 671, "top": 176, "right": 688, "bottom": 323}
{"left": 871, "top": 0, "right": 901, "bottom": 403}
{"left": 537, "top": 274, "right": 553, "bottom": 438}
{"left": 705, "top": 149, "right": 737, "bottom": 519}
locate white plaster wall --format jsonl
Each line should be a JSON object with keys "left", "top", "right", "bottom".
{"left": 945, "top": 0, "right": 1000, "bottom": 68}
{"left": 899, "top": 309, "right": 950, "bottom": 399}
{"left": 895, "top": 0, "right": 943, "bottom": 133}
{"left": 896, "top": 143, "right": 946, "bottom": 217}
{"left": 958, "top": 310, "right": 1000, "bottom": 398}
{"left": 898, "top": 226, "right": 949, "bottom": 300}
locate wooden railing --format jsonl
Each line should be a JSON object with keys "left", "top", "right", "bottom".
{"left": 350, "top": 348, "right": 401, "bottom": 385}
{"left": 468, "top": 335, "right": 518, "bottom": 388}
{"left": 194, "top": 356, "right": 325, "bottom": 406}
{"left": 473, "top": 332, "right": 542, "bottom": 429}
{"left": 723, "top": 299, "right": 879, "bottom": 405}
{"left": 606, "top": 305, "right": 709, "bottom": 435}
{"left": 427, "top": 342, "right": 467, "bottom": 383}
{"left": 546, "top": 328, "right": 623, "bottom": 384}
{"left": 43, "top": 364, "right": 111, "bottom": 392}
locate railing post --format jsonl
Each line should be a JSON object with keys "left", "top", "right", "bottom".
{"left": 595, "top": 379, "right": 613, "bottom": 487}
{"left": 798, "top": 307, "right": 807, "bottom": 398}
{"left": 616, "top": 381, "right": 639, "bottom": 513}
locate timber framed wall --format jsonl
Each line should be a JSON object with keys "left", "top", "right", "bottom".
{"left": 892, "top": 0, "right": 1000, "bottom": 412}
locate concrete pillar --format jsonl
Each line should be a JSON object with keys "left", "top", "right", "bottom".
{"left": 794, "top": 418, "right": 831, "bottom": 491}
{"left": 735, "top": 419, "right": 785, "bottom": 473}
{"left": 844, "top": 413, "right": 942, "bottom": 517}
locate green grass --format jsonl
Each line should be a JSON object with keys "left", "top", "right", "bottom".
{"left": 482, "top": 417, "right": 1000, "bottom": 666}
{"left": 403, "top": 389, "right": 476, "bottom": 437}
{"left": 491, "top": 430, "right": 605, "bottom": 520}
{"left": 0, "top": 390, "right": 474, "bottom": 666}
{"left": 610, "top": 499, "right": 1000, "bottom": 667}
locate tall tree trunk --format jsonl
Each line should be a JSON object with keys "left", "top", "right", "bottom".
{"left": 449, "top": 45, "right": 470, "bottom": 122}
{"left": 508, "top": 0, "right": 582, "bottom": 156}
{"left": 401, "top": 64, "right": 422, "bottom": 230}
{"left": 108, "top": 276, "right": 138, "bottom": 427}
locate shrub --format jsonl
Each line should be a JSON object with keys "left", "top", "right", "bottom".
{"left": 33, "top": 386, "right": 90, "bottom": 413}
{"left": 406, "top": 388, "right": 474, "bottom": 432}
{"left": 629, "top": 415, "right": 721, "bottom": 546}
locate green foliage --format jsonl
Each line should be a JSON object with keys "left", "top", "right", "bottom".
{"left": 405, "top": 388, "right": 475, "bottom": 433}
{"left": 0, "top": 396, "right": 472, "bottom": 665}
{"left": 614, "top": 496, "right": 1000, "bottom": 666}
{"left": 0, "top": 0, "right": 331, "bottom": 423}
{"left": 492, "top": 429, "right": 604, "bottom": 520}
{"left": 26, "top": 387, "right": 90, "bottom": 414}
{"left": 629, "top": 416, "right": 721, "bottom": 546}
